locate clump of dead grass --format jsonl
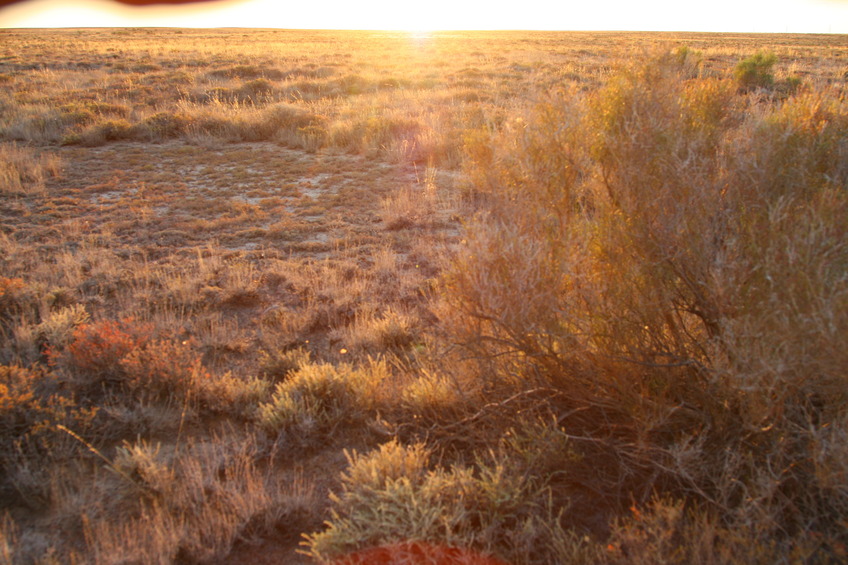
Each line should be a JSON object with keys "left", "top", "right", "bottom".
{"left": 0, "top": 143, "right": 61, "bottom": 195}
{"left": 78, "top": 435, "right": 316, "bottom": 564}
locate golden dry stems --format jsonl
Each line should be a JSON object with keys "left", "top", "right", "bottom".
{"left": 0, "top": 143, "right": 61, "bottom": 195}
{"left": 433, "top": 48, "right": 847, "bottom": 561}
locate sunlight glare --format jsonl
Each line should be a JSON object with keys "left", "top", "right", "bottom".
{"left": 0, "top": 0, "right": 846, "bottom": 33}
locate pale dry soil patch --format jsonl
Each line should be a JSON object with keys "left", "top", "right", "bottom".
{"left": 51, "top": 141, "right": 419, "bottom": 249}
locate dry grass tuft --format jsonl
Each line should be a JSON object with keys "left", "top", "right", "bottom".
{"left": 0, "top": 143, "right": 61, "bottom": 195}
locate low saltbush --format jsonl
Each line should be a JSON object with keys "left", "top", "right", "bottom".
{"left": 307, "top": 428, "right": 600, "bottom": 565}
{"left": 257, "top": 359, "right": 389, "bottom": 446}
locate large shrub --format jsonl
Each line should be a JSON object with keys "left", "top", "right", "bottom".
{"left": 444, "top": 49, "right": 848, "bottom": 557}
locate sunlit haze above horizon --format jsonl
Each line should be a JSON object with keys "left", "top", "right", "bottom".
{"left": 1, "top": 0, "right": 847, "bottom": 33}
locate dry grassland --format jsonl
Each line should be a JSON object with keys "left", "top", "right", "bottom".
{"left": 0, "top": 28, "right": 846, "bottom": 564}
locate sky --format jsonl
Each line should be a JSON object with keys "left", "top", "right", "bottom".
{"left": 1, "top": 0, "right": 847, "bottom": 33}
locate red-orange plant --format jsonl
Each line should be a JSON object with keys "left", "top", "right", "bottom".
{"left": 0, "top": 277, "right": 24, "bottom": 299}
{"left": 62, "top": 318, "right": 153, "bottom": 380}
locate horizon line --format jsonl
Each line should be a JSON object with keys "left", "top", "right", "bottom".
{"left": 2, "top": 26, "right": 846, "bottom": 35}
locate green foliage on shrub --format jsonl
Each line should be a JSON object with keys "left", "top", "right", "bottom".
{"left": 734, "top": 51, "right": 777, "bottom": 91}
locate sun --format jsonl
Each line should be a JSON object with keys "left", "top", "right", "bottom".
{"left": 404, "top": 29, "right": 435, "bottom": 39}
